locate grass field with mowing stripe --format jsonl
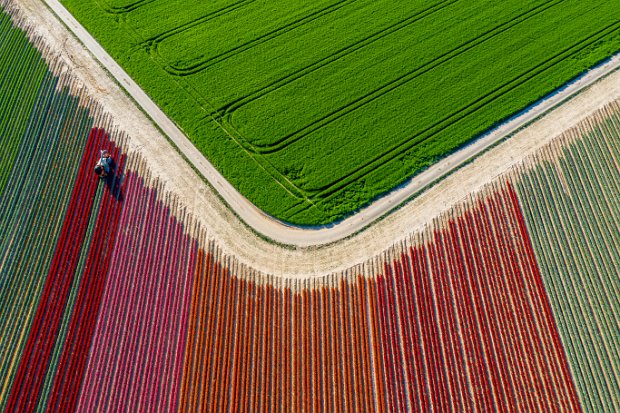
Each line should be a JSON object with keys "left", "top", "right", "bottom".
{"left": 58, "top": 0, "right": 620, "bottom": 224}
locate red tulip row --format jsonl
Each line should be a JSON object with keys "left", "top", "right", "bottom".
{"left": 47, "top": 134, "right": 126, "bottom": 413}
{"left": 6, "top": 128, "right": 123, "bottom": 412}
{"left": 174, "top": 184, "right": 580, "bottom": 412}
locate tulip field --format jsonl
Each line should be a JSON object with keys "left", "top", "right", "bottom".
{"left": 513, "top": 103, "right": 620, "bottom": 412}
{"left": 1, "top": 3, "right": 620, "bottom": 412}
{"left": 169, "top": 184, "right": 584, "bottom": 412}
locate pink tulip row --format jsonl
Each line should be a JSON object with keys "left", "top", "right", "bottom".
{"left": 6, "top": 128, "right": 124, "bottom": 412}
{"left": 76, "top": 171, "right": 197, "bottom": 412}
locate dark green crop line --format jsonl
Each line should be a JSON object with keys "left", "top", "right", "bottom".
{"left": 514, "top": 105, "right": 620, "bottom": 413}
{"left": 99, "top": 0, "right": 156, "bottom": 14}
{"left": 0, "top": 12, "right": 48, "bottom": 195}
{"left": 36, "top": 184, "right": 104, "bottom": 413}
{"left": 161, "top": 0, "right": 360, "bottom": 75}
{"left": 138, "top": 0, "right": 258, "bottom": 51}
{"left": 309, "top": 22, "right": 620, "bottom": 199}
{"left": 236, "top": 0, "right": 566, "bottom": 153}
{"left": 0, "top": 10, "right": 97, "bottom": 408}
{"left": 218, "top": 0, "right": 459, "bottom": 118}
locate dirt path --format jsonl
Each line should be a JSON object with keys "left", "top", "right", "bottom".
{"left": 14, "top": 0, "right": 620, "bottom": 277}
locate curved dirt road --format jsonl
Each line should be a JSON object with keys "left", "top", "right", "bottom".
{"left": 43, "top": 0, "right": 620, "bottom": 247}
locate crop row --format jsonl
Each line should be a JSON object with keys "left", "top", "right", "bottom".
{"left": 1, "top": 7, "right": 616, "bottom": 409}
{"left": 6, "top": 128, "right": 125, "bottom": 412}
{"left": 3, "top": 142, "right": 581, "bottom": 412}
{"left": 74, "top": 171, "right": 198, "bottom": 412}
{"left": 0, "top": 84, "right": 602, "bottom": 413}
{"left": 46, "top": 132, "right": 126, "bottom": 413}
{"left": 0, "top": 9, "right": 49, "bottom": 194}
{"left": 0, "top": 23, "right": 101, "bottom": 407}
{"left": 513, "top": 101, "right": 620, "bottom": 413}
{"left": 168, "top": 184, "right": 578, "bottom": 412}
{"left": 0, "top": 47, "right": 585, "bottom": 407}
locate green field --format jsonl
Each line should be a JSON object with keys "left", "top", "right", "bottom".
{"left": 59, "top": 0, "right": 620, "bottom": 224}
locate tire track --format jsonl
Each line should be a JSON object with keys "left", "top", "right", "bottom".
{"left": 42, "top": 0, "right": 620, "bottom": 245}
{"left": 158, "top": 0, "right": 361, "bottom": 76}
{"left": 98, "top": 0, "right": 155, "bottom": 15}
{"left": 237, "top": 0, "right": 568, "bottom": 154}
{"left": 136, "top": 0, "right": 257, "bottom": 52}
{"left": 217, "top": 0, "right": 459, "bottom": 116}
{"left": 300, "top": 22, "right": 620, "bottom": 205}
